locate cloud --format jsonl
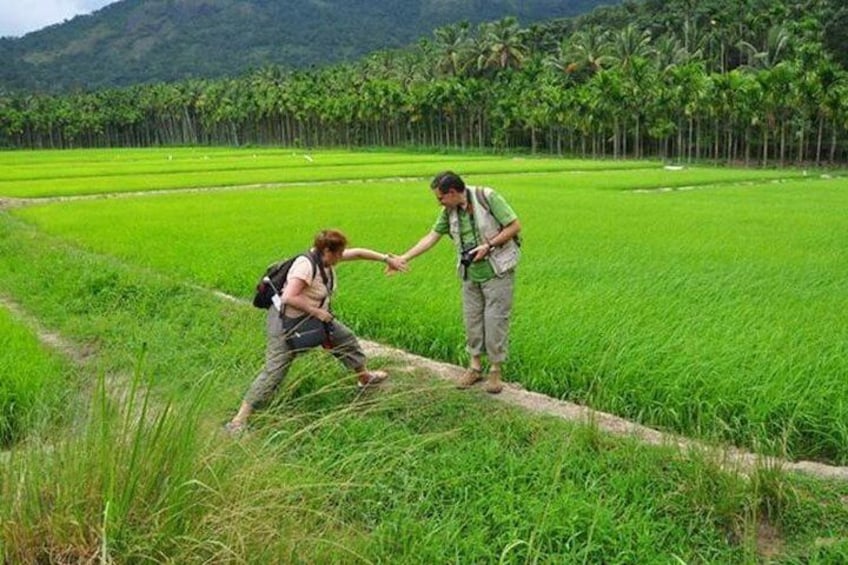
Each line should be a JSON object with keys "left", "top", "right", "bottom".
{"left": 0, "top": 0, "right": 118, "bottom": 38}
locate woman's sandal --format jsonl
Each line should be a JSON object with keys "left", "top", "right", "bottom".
{"left": 357, "top": 370, "right": 388, "bottom": 390}
{"left": 224, "top": 420, "right": 248, "bottom": 436}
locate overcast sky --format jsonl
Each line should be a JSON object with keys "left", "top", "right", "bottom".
{"left": 0, "top": 0, "right": 119, "bottom": 38}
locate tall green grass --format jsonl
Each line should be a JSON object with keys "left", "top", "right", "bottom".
{"left": 10, "top": 157, "right": 847, "bottom": 463}
{"left": 1, "top": 361, "right": 373, "bottom": 561}
{"left": 0, "top": 306, "right": 75, "bottom": 447}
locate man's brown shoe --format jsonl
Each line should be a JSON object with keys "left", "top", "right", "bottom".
{"left": 484, "top": 369, "right": 504, "bottom": 394}
{"left": 457, "top": 367, "right": 483, "bottom": 389}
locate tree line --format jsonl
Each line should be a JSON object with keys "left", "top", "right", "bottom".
{"left": 2, "top": 0, "right": 847, "bottom": 166}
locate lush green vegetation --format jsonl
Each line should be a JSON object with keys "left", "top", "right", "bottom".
{"left": 3, "top": 194, "right": 848, "bottom": 562}
{"left": 4, "top": 148, "right": 847, "bottom": 467}
{"left": 3, "top": 0, "right": 848, "bottom": 166}
{"left": 0, "top": 306, "right": 75, "bottom": 447}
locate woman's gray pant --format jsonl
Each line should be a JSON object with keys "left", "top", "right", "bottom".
{"left": 243, "top": 308, "right": 366, "bottom": 408}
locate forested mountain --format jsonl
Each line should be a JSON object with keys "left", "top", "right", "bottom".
{"left": 3, "top": 0, "right": 848, "bottom": 166}
{"left": 0, "top": 0, "right": 614, "bottom": 92}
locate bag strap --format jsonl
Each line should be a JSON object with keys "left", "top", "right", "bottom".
{"left": 474, "top": 187, "right": 521, "bottom": 247}
{"left": 309, "top": 250, "right": 333, "bottom": 295}
{"left": 281, "top": 251, "right": 332, "bottom": 318}
{"left": 474, "top": 187, "right": 500, "bottom": 227}
{"left": 298, "top": 251, "right": 334, "bottom": 346}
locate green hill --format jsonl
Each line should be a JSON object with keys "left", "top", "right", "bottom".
{"left": 0, "top": 0, "right": 615, "bottom": 92}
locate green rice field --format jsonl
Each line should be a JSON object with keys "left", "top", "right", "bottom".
{"left": 2, "top": 147, "right": 848, "bottom": 561}
{"left": 0, "top": 147, "right": 805, "bottom": 197}
{"left": 3, "top": 148, "right": 844, "bottom": 462}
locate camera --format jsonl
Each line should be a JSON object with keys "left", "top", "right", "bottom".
{"left": 460, "top": 245, "right": 476, "bottom": 267}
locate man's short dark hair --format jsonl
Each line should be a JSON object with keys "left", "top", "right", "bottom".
{"left": 432, "top": 171, "right": 466, "bottom": 193}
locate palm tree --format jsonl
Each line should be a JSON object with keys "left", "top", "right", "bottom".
{"left": 587, "top": 70, "right": 626, "bottom": 158}
{"left": 755, "top": 61, "right": 798, "bottom": 166}
{"left": 653, "top": 35, "right": 692, "bottom": 72}
{"left": 562, "top": 26, "right": 613, "bottom": 75}
{"left": 433, "top": 22, "right": 472, "bottom": 77}
{"left": 609, "top": 24, "right": 654, "bottom": 72}
{"left": 737, "top": 25, "right": 792, "bottom": 70}
{"left": 476, "top": 17, "right": 528, "bottom": 73}
{"left": 818, "top": 65, "right": 848, "bottom": 164}
{"left": 248, "top": 66, "right": 287, "bottom": 143}
{"left": 0, "top": 95, "right": 24, "bottom": 146}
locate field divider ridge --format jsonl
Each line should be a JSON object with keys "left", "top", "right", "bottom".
{"left": 6, "top": 275, "right": 848, "bottom": 482}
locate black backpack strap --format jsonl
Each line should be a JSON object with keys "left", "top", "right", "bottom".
{"left": 280, "top": 252, "right": 322, "bottom": 318}
{"left": 308, "top": 251, "right": 332, "bottom": 291}
{"left": 304, "top": 250, "right": 319, "bottom": 282}
{"left": 307, "top": 250, "right": 334, "bottom": 310}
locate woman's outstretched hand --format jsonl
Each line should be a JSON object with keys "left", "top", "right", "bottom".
{"left": 385, "top": 254, "right": 409, "bottom": 275}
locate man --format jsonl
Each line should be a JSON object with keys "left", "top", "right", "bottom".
{"left": 396, "top": 171, "right": 521, "bottom": 394}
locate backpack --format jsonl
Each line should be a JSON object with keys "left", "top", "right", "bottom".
{"left": 252, "top": 252, "right": 317, "bottom": 309}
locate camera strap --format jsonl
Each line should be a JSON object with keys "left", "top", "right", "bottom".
{"left": 462, "top": 208, "right": 481, "bottom": 281}
{"left": 459, "top": 200, "right": 482, "bottom": 248}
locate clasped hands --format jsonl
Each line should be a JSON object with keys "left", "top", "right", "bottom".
{"left": 383, "top": 242, "right": 491, "bottom": 276}
{"left": 384, "top": 254, "right": 409, "bottom": 275}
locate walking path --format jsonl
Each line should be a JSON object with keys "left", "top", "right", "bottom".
{"left": 361, "top": 340, "right": 848, "bottom": 481}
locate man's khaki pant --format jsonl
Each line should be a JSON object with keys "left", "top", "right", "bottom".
{"left": 461, "top": 270, "right": 515, "bottom": 364}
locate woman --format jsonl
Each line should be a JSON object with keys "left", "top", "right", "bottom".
{"left": 227, "top": 229, "right": 407, "bottom": 433}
